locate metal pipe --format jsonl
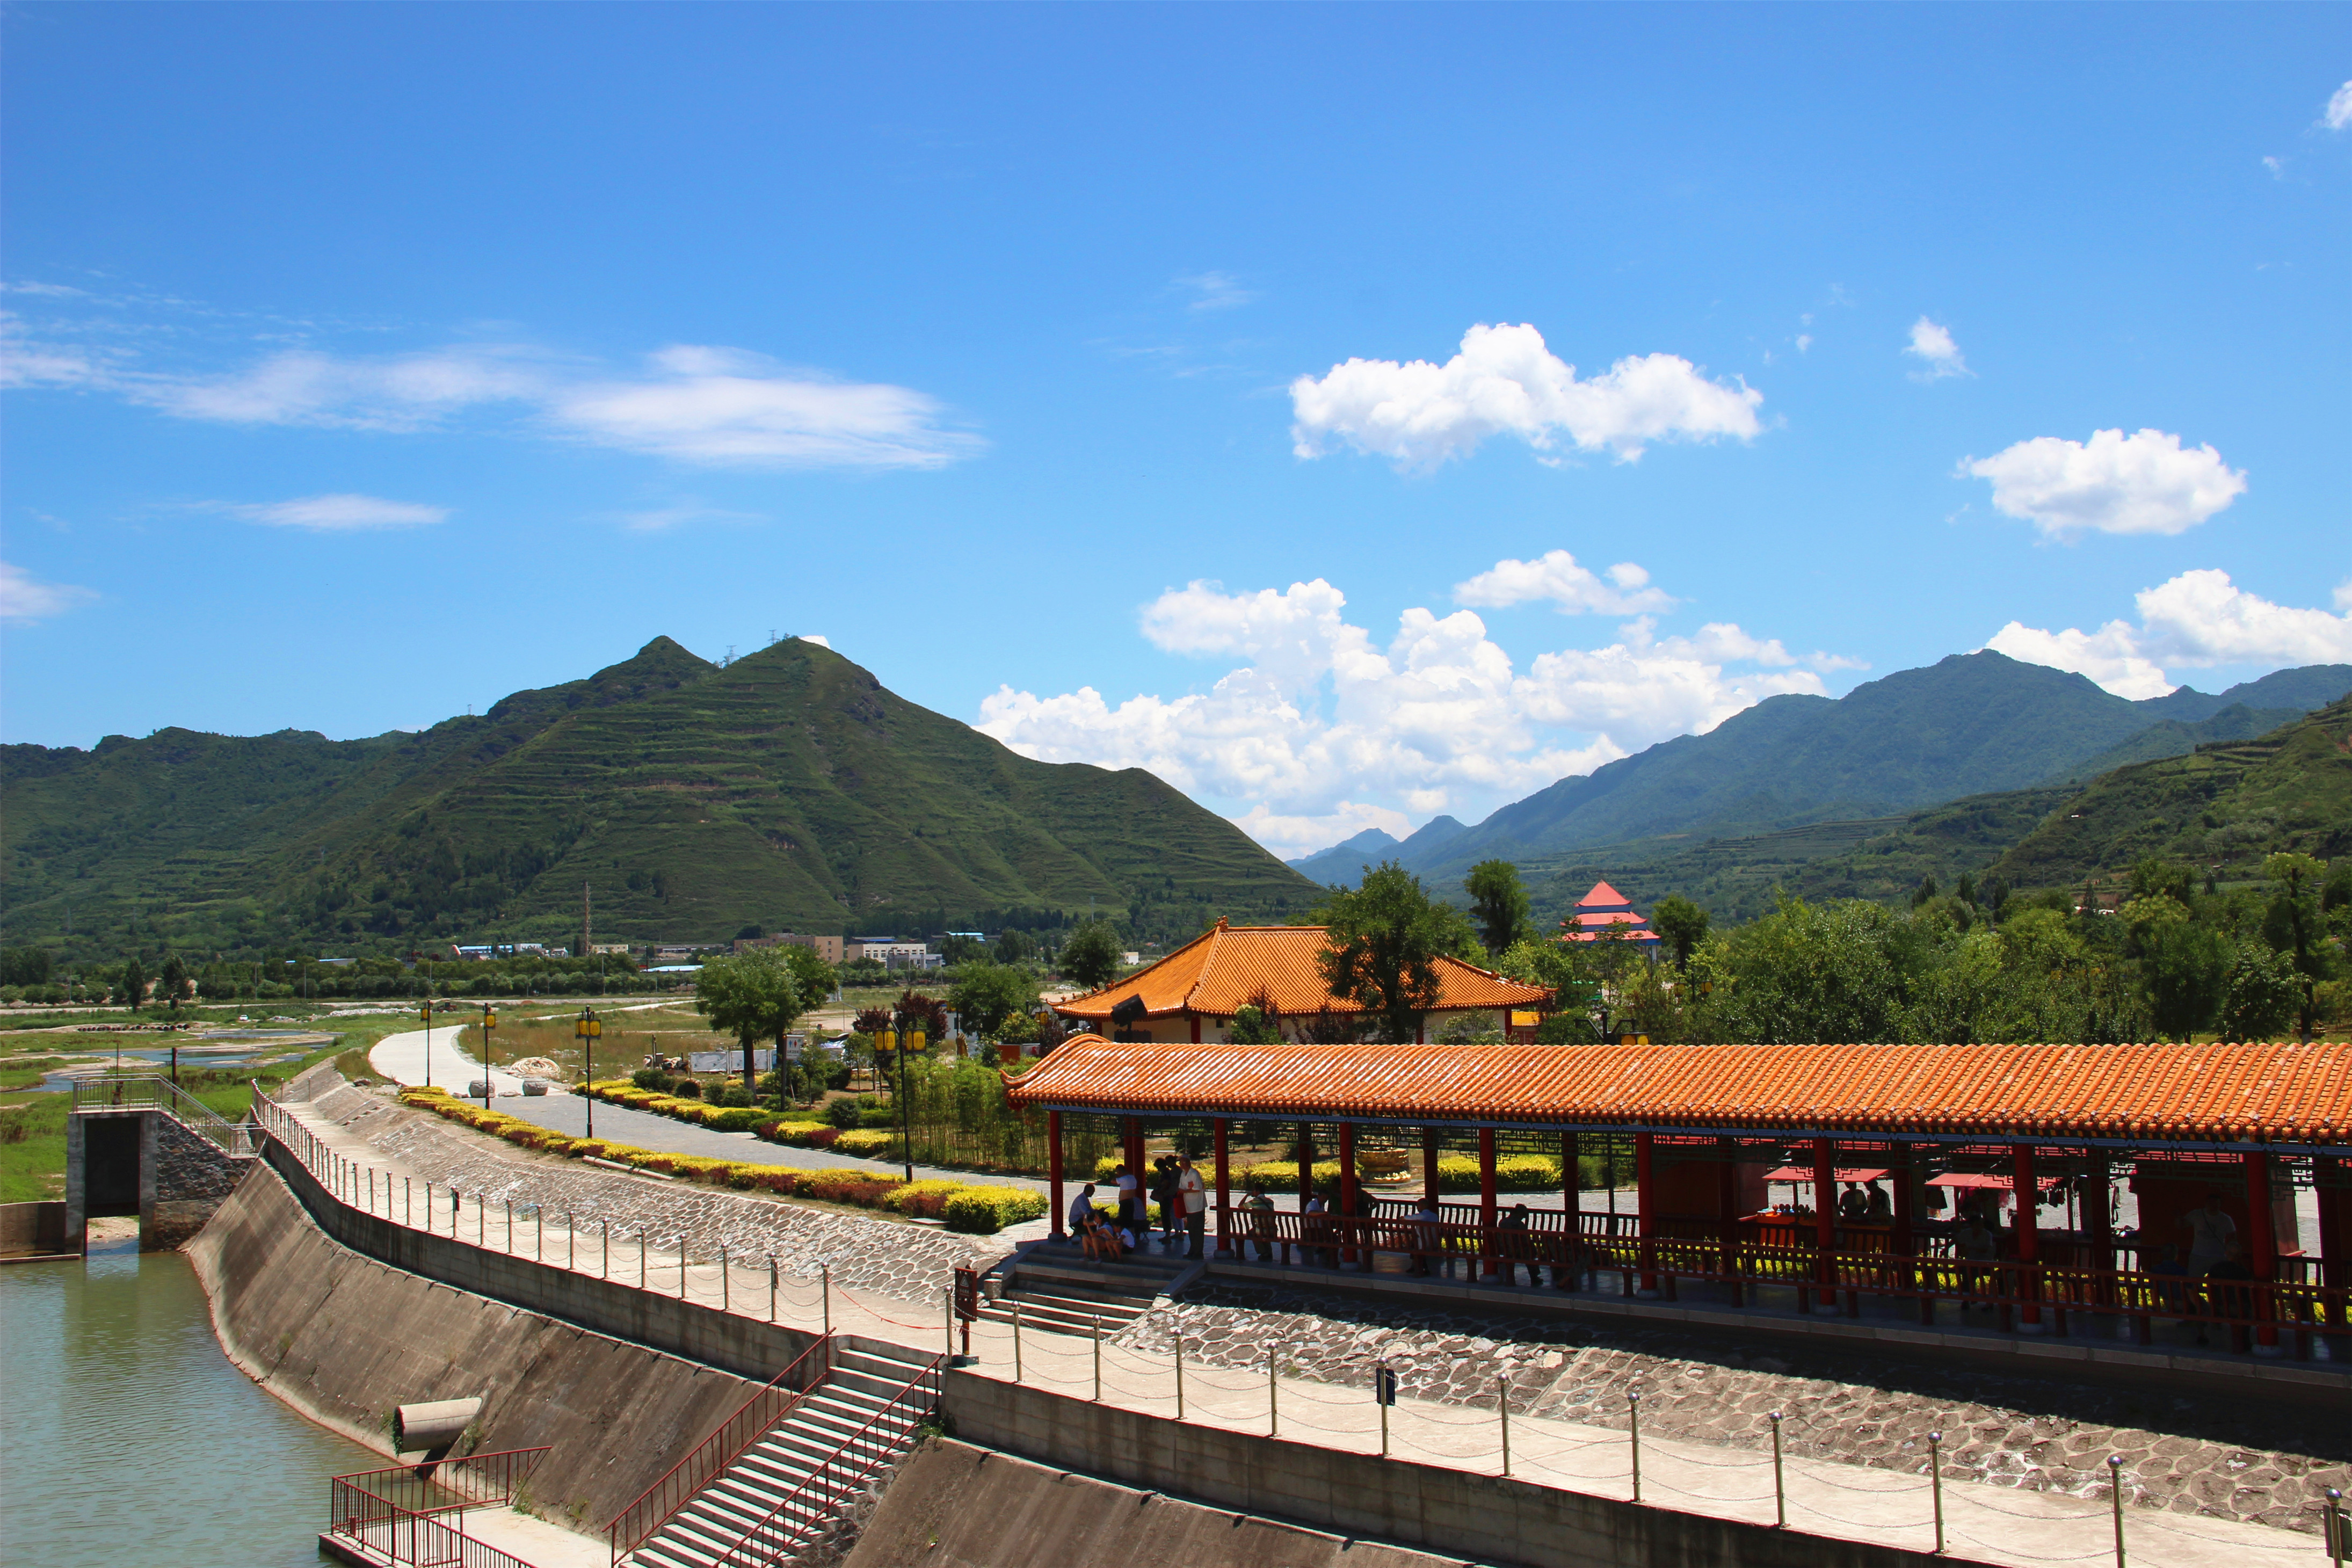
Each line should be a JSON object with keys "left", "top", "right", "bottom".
{"left": 1628, "top": 1390, "right": 1642, "bottom": 1502}
{"left": 822, "top": 1264, "right": 831, "bottom": 1334}
{"left": 1268, "top": 1343, "right": 1279, "bottom": 1436}
{"left": 2108, "top": 1455, "right": 2126, "bottom": 1568}
{"left": 1929, "top": 1431, "right": 1945, "bottom": 1555}
{"left": 721, "top": 1245, "right": 729, "bottom": 1311}
{"left": 1499, "top": 1371, "right": 1511, "bottom": 1477}
{"left": 768, "top": 1256, "right": 776, "bottom": 1323}
{"left": 1770, "top": 1411, "right": 1785, "bottom": 1528}
{"left": 1092, "top": 1312, "right": 1102, "bottom": 1402}
{"left": 1174, "top": 1326, "right": 1185, "bottom": 1421}
{"left": 505, "top": 1199, "right": 512, "bottom": 1251}
{"left": 1379, "top": 1362, "right": 1390, "bottom": 1459}
{"left": 946, "top": 1289, "right": 956, "bottom": 1365}
{"left": 677, "top": 1238, "right": 685, "bottom": 1299}
{"left": 2324, "top": 1486, "right": 2343, "bottom": 1567}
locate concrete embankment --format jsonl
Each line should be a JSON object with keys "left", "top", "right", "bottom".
{"left": 188, "top": 1159, "right": 763, "bottom": 1537}
{"left": 843, "top": 1440, "right": 1464, "bottom": 1568}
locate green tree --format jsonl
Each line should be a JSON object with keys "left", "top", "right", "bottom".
{"left": 1650, "top": 895, "right": 1710, "bottom": 969}
{"left": 2220, "top": 942, "right": 2302, "bottom": 1041}
{"left": 157, "top": 954, "right": 193, "bottom": 1012}
{"left": 1911, "top": 874, "right": 1939, "bottom": 909}
{"left": 1061, "top": 921, "right": 1125, "bottom": 991}
{"left": 775, "top": 943, "right": 838, "bottom": 1007}
{"left": 693, "top": 947, "right": 806, "bottom": 1097}
{"left": 2138, "top": 920, "right": 2230, "bottom": 1042}
{"left": 1316, "top": 861, "right": 1478, "bottom": 1043}
{"left": 1229, "top": 1003, "right": 1285, "bottom": 1044}
{"left": 949, "top": 961, "right": 1042, "bottom": 1038}
{"left": 120, "top": 955, "right": 146, "bottom": 1012}
{"left": 1463, "top": 860, "right": 1531, "bottom": 954}
{"left": 2261, "top": 852, "right": 2335, "bottom": 1040}
{"left": 992, "top": 928, "right": 1037, "bottom": 964}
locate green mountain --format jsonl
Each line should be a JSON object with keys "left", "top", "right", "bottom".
{"left": 1398, "top": 651, "right": 2160, "bottom": 885}
{"left": 1986, "top": 694, "right": 2352, "bottom": 891}
{"left": 0, "top": 637, "right": 1318, "bottom": 958}
{"left": 2036, "top": 703, "right": 2307, "bottom": 787}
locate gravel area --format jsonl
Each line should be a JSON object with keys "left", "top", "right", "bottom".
{"left": 308, "top": 1080, "right": 1013, "bottom": 1309}
{"left": 1120, "top": 1279, "right": 2352, "bottom": 1536}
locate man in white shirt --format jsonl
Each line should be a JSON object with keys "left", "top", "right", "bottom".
{"left": 1113, "top": 1164, "right": 1141, "bottom": 1235}
{"left": 1177, "top": 1155, "right": 1207, "bottom": 1259}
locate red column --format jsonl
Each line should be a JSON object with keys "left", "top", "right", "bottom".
{"left": 1479, "top": 1128, "right": 1499, "bottom": 1277}
{"left": 2012, "top": 1143, "right": 2041, "bottom": 1329}
{"left": 1338, "top": 1122, "right": 1360, "bottom": 1267}
{"left": 1893, "top": 1141, "right": 1923, "bottom": 1323}
{"left": 1296, "top": 1123, "right": 1316, "bottom": 1267}
{"left": 2245, "top": 1151, "right": 2278, "bottom": 1351}
{"left": 1048, "top": 1110, "right": 1066, "bottom": 1239}
{"left": 1636, "top": 1132, "right": 1658, "bottom": 1293}
{"left": 1422, "top": 1128, "right": 1441, "bottom": 1210}
{"left": 1563, "top": 1130, "right": 1581, "bottom": 1290}
{"left": 1189, "top": 1014, "right": 1201, "bottom": 1043}
{"left": 1125, "top": 1116, "right": 1145, "bottom": 1228}
{"left": 1812, "top": 1137, "right": 1838, "bottom": 1308}
{"left": 1716, "top": 1136, "right": 1740, "bottom": 1301}
{"left": 1214, "top": 1117, "right": 1231, "bottom": 1257}
{"left": 2319, "top": 1159, "right": 2349, "bottom": 1342}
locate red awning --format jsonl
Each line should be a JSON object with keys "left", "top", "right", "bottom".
{"left": 1928, "top": 1172, "right": 2061, "bottom": 1190}
{"left": 1763, "top": 1166, "right": 1890, "bottom": 1184}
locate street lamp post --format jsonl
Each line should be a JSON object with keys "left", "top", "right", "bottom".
{"left": 577, "top": 1006, "right": 601, "bottom": 1139}
{"left": 420, "top": 1000, "right": 435, "bottom": 1091}
{"left": 479, "top": 1002, "right": 498, "bottom": 1108}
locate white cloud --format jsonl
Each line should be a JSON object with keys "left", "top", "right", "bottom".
{"left": 230, "top": 493, "right": 449, "bottom": 531}
{"left": 1451, "top": 550, "right": 1674, "bottom": 616}
{"left": 976, "top": 562, "right": 1836, "bottom": 858}
{"left": 2262, "top": 155, "right": 2287, "bottom": 180}
{"left": 1904, "top": 316, "right": 1970, "bottom": 380}
{"left": 2, "top": 326, "right": 981, "bottom": 473}
{"left": 1986, "top": 569, "right": 2352, "bottom": 699}
{"left": 1289, "top": 323, "right": 1763, "bottom": 470}
{"left": 797, "top": 633, "right": 831, "bottom": 649}
{"left": 1176, "top": 271, "right": 1257, "bottom": 311}
{"left": 549, "top": 346, "right": 981, "bottom": 469}
{"left": 0, "top": 561, "right": 97, "bottom": 623}
{"left": 2326, "top": 81, "right": 2352, "bottom": 131}
{"left": 615, "top": 501, "right": 766, "bottom": 532}
{"left": 1962, "top": 427, "right": 2246, "bottom": 539}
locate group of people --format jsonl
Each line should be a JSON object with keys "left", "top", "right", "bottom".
{"left": 1065, "top": 1151, "right": 1208, "bottom": 1263}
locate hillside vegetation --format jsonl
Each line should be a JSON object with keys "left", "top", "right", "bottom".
{"left": 1, "top": 637, "right": 1317, "bottom": 959}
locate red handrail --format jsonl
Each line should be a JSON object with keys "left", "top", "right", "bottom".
{"left": 706, "top": 1355, "right": 945, "bottom": 1568}
{"left": 605, "top": 1335, "right": 833, "bottom": 1562}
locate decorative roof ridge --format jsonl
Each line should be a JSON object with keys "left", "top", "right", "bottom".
{"left": 1181, "top": 918, "right": 1232, "bottom": 1011}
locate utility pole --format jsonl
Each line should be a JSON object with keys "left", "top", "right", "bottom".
{"left": 582, "top": 881, "right": 592, "bottom": 959}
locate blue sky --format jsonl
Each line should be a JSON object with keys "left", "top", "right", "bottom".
{"left": 5, "top": 5, "right": 2347, "bottom": 856}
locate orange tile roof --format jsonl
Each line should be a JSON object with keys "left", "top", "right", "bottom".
{"left": 1052, "top": 921, "right": 1551, "bottom": 1021}
{"left": 1007, "top": 1036, "right": 2352, "bottom": 1146}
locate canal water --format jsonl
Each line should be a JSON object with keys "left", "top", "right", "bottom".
{"left": 0, "top": 1236, "right": 380, "bottom": 1566}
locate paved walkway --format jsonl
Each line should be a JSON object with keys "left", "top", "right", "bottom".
{"left": 369, "top": 1024, "right": 528, "bottom": 1096}
{"left": 263, "top": 1094, "right": 2328, "bottom": 1568}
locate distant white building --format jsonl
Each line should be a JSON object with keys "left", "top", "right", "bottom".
{"left": 846, "top": 938, "right": 932, "bottom": 967}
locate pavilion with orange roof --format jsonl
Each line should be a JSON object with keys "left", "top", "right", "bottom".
{"left": 1559, "top": 880, "right": 1661, "bottom": 947}
{"left": 1050, "top": 918, "right": 1552, "bottom": 1045}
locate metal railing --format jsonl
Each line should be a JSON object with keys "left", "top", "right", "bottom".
{"left": 606, "top": 1336, "right": 835, "bottom": 1563}
{"left": 328, "top": 1447, "right": 549, "bottom": 1568}
{"left": 71, "top": 1074, "right": 264, "bottom": 1156}
{"left": 707, "top": 1355, "right": 945, "bottom": 1568}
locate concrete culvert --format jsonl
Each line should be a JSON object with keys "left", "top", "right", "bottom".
{"left": 395, "top": 1397, "right": 483, "bottom": 1453}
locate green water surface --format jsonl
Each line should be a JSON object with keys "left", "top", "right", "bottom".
{"left": 1, "top": 1239, "right": 381, "bottom": 1566}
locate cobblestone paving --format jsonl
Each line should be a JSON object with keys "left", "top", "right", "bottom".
{"left": 308, "top": 1081, "right": 1012, "bottom": 1309}
{"left": 1117, "top": 1279, "right": 2351, "bottom": 1535}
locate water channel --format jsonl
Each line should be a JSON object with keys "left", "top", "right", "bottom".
{"left": 1, "top": 1237, "right": 379, "bottom": 1566}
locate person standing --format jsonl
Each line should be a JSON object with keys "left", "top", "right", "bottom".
{"left": 2183, "top": 1190, "right": 2236, "bottom": 1276}
{"left": 1177, "top": 1155, "right": 1207, "bottom": 1260}
{"left": 1113, "top": 1163, "right": 1140, "bottom": 1234}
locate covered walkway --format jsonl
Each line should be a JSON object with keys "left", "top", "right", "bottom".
{"left": 1008, "top": 1039, "right": 2352, "bottom": 1365}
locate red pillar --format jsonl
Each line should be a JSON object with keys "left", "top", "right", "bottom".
{"left": 1296, "top": 1123, "right": 1316, "bottom": 1267}
{"left": 2245, "top": 1151, "right": 2278, "bottom": 1351}
{"left": 1716, "top": 1136, "right": 1740, "bottom": 1302}
{"left": 1636, "top": 1132, "right": 1658, "bottom": 1293}
{"left": 2319, "top": 1159, "right": 2349, "bottom": 1342}
{"left": 1422, "top": 1127, "right": 1441, "bottom": 1210}
{"left": 1125, "top": 1116, "right": 1145, "bottom": 1228}
{"left": 1478, "top": 1128, "right": 1499, "bottom": 1277}
{"left": 1213, "top": 1117, "right": 1231, "bottom": 1257}
{"left": 2012, "top": 1143, "right": 2041, "bottom": 1328}
{"left": 1563, "top": 1130, "right": 1581, "bottom": 1289}
{"left": 1189, "top": 1014, "right": 1202, "bottom": 1043}
{"left": 1812, "top": 1136, "right": 1838, "bottom": 1308}
{"left": 1893, "top": 1141, "right": 1924, "bottom": 1323}
{"left": 1048, "top": 1110, "right": 1066, "bottom": 1240}
{"left": 1338, "top": 1122, "right": 1360, "bottom": 1267}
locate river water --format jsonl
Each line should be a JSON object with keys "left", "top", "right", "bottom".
{"left": 0, "top": 1237, "right": 380, "bottom": 1566}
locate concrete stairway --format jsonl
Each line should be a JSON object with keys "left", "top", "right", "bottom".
{"left": 977, "top": 1243, "right": 1199, "bottom": 1339}
{"left": 627, "top": 1342, "right": 935, "bottom": 1568}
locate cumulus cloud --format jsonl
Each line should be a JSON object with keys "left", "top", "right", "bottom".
{"left": 1986, "top": 569, "right": 2352, "bottom": 699}
{"left": 797, "top": 633, "right": 831, "bottom": 649}
{"left": 976, "top": 562, "right": 1838, "bottom": 858}
{"left": 2327, "top": 81, "right": 2352, "bottom": 131}
{"left": 2, "top": 326, "right": 981, "bottom": 473}
{"left": 229, "top": 493, "right": 450, "bottom": 531}
{"left": 0, "top": 561, "right": 98, "bottom": 623}
{"left": 1904, "top": 317, "right": 1970, "bottom": 380}
{"left": 1962, "top": 427, "right": 2246, "bottom": 539}
{"left": 1289, "top": 323, "right": 1763, "bottom": 470}
{"left": 1452, "top": 550, "right": 1674, "bottom": 616}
